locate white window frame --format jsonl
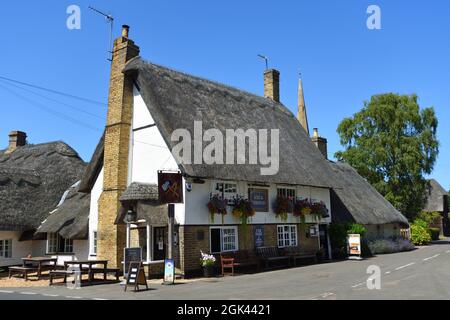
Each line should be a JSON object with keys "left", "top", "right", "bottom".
{"left": 46, "top": 233, "right": 74, "bottom": 254}
{"left": 64, "top": 238, "right": 74, "bottom": 253}
{"left": 209, "top": 226, "right": 239, "bottom": 253}
{"left": 213, "top": 181, "right": 238, "bottom": 206}
{"left": 91, "top": 231, "right": 98, "bottom": 256}
{"left": 47, "top": 233, "right": 58, "bottom": 254}
{"left": 277, "top": 225, "right": 298, "bottom": 248}
{"left": 0, "top": 239, "right": 12, "bottom": 258}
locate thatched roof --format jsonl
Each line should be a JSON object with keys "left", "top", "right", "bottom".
{"left": 122, "top": 57, "right": 340, "bottom": 189}
{"left": 330, "top": 162, "right": 409, "bottom": 227}
{"left": 120, "top": 182, "right": 158, "bottom": 202}
{"left": 424, "top": 179, "right": 448, "bottom": 213}
{"left": 0, "top": 141, "right": 86, "bottom": 231}
{"left": 35, "top": 182, "right": 90, "bottom": 240}
{"left": 79, "top": 132, "right": 104, "bottom": 193}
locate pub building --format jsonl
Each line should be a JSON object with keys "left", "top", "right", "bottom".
{"left": 75, "top": 25, "right": 338, "bottom": 278}
{"left": 15, "top": 25, "right": 407, "bottom": 278}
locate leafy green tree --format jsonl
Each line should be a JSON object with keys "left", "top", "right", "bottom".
{"left": 335, "top": 93, "right": 439, "bottom": 220}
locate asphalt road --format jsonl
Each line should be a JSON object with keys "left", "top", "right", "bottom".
{"left": 1, "top": 240, "right": 450, "bottom": 300}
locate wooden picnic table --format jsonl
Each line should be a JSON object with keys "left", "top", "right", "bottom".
{"left": 64, "top": 260, "right": 109, "bottom": 284}
{"left": 21, "top": 257, "right": 57, "bottom": 280}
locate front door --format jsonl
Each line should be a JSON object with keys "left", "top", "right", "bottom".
{"left": 319, "top": 224, "right": 330, "bottom": 260}
{"left": 153, "top": 227, "right": 167, "bottom": 261}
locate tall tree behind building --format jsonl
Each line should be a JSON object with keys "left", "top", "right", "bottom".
{"left": 335, "top": 93, "right": 439, "bottom": 220}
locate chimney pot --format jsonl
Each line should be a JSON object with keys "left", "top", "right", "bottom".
{"left": 264, "top": 69, "right": 280, "bottom": 103}
{"left": 6, "top": 131, "right": 27, "bottom": 154}
{"left": 122, "top": 25, "right": 130, "bottom": 38}
{"left": 311, "top": 128, "right": 328, "bottom": 159}
{"left": 313, "top": 128, "right": 319, "bottom": 138}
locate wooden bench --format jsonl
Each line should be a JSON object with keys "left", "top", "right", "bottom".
{"left": 256, "top": 247, "right": 290, "bottom": 270}
{"left": 90, "top": 268, "right": 121, "bottom": 281}
{"left": 284, "top": 247, "right": 317, "bottom": 266}
{"left": 220, "top": 250, "right": 260, "bottom": 276}
{"left": 9, "top": 266, "right": 38, "bottom": 281}
{"left": 49, "top": 269, "right": 89, "bottom": 285}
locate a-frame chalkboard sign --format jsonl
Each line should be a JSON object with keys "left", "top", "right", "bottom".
{"left": 124, "top": 261, "right": 148, "bottom": 292}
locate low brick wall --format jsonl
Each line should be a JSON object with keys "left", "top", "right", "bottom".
{"left": 178, "top": 223, "right": 321, "bottom": 277}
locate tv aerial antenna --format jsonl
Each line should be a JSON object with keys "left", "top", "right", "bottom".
{"left": 257, "top": 54, "right": 269, "bottom": 70}
{"left": 88, "top": 5, "right": 114, "bottom": 61}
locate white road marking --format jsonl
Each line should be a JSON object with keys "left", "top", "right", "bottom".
{"left": 351, "top": 283, "right": 364, "bottom": 288}
{"left": 385, "top": 271, "right": 391, "bottom": 274}
{"left": 92, "top": 298, "right": 108, "bottom": 300}
{"left": 19, "top": 292, "right": 37, "bottom": 295}
{"left": 395, "top": 262, "right": 415, "bottom": 270}
{"left": 65, "top": 296, "right": 83, "bottom": 299}
{"left": 446, "top": 250, "right": 450, "bottom": 253}
{"left": 423, "top": 254, "right": 440, "bottom": 261}
{"left": 42, "top": 293, "right": 59, "bottom": 297}
{"left": 310, "top": 292, "right": 335, "bottom": 300}
{"left": 0, "top": 290, "right": 14, "bottom": 294}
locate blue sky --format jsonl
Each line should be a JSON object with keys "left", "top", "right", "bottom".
{"left": 1, "top": 0, "right": 449, "bottom": 190}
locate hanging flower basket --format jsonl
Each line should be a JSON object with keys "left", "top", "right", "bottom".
{"left": 207, "top": 194, "right": 228, "bottom": 223}
{"left": 231, "top": 196, "right": 255, "bottom": 228}
{"left": 310, "top": 201, "right": 329, "bottom": 218}
{"left": 293, "top": 198, "right": 311, "bottom": 217}
{"left": 273, "top": 195, "right": 293, "bottom": 221}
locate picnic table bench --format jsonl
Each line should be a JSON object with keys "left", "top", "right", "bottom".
{"left": 256, "top": 247, "right": 290, "bottom": 270}
{"left": 284, "top": 247, "right": 317, "bottom": 266}
{"left": 49, "top": 260, "right": 120, "bottom": 286}
{"left": 220, "top": 250, "right": 260, "bottom": 276}
{"left": 9, "top": 266, "right": 38, "bottom": 281}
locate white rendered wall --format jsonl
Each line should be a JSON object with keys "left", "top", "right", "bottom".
{"left": 0, "top": 231, "right": 32, "bottom": 267}
{"left": 130, "top": 88, "right": 185, "bottom": 224}
{"left": 88, "top": 168, "right": 103, "bottom": 258}
{"left": 184, "top": 179, "right": 331, "bottom": 226}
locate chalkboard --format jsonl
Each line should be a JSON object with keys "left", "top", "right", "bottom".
{"left": 254, "top": 225, "right": 264, "bottom": 248}
{"left": 124, "top": 261, "right": 148, "bottom": 292}
{"left": 124, "top": 247, "right": 142, "bottom": 275}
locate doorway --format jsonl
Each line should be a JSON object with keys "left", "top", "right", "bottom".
{"left": 153, "top": 227, "right": 167, "bottom": 261}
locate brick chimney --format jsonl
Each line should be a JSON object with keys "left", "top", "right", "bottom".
{"left": 311, "top": 128, "right": 328, "bottom": 159}
{"left": 264, "top": 69, "right": 280, "bottom": 103}
{"left": 5, "top": 131, "right": 27, "bottom": 154}
{"left": 97, "top": 25, "right": 140, "bottom": 268}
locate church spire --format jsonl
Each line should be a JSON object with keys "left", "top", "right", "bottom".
{"left": 297, "top": 76, "right": 309, "bottom": 135}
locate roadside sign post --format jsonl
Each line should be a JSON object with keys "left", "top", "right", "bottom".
{"left": 347, "top": 234, "right": 363, "bottom": 260}
{"left": 158, "top": 171, "right": 184, "bottom": 285}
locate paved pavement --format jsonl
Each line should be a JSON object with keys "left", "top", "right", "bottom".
{"left": 1, "top": 240, "right": 450, "bottom": 300}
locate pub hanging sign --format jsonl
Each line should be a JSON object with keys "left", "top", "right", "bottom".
{"left": 158, "top": 171, "right": 184, "bottom": 204}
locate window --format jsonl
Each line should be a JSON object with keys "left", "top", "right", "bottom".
{"left": 277, "top": 225, "right": 298, "bottom": 248}
{"left": 92, "top": 231, "right": 98, "bottom": 255}
{"left": 47, "top": 233, "right": 74, "bottom": 254}
{"left": 277, "top": 187, "right": 296, "bottom": 213}
{"left": 213, "top": 182, "right": 238, "bottom": 205}
{"left": 47, "top": 233, "right": 58, "bottom": 253}
{"left": 210, "top": 227, "right": 238, "bottom": 253}
{"left": 277, "top": 187, "right": 296, "bottom": 199}
{"left": 64, "top": 238, "right": 73, "bottom": 253}
{"left": 0, "top": 239, "right": 12, "bottom": 258}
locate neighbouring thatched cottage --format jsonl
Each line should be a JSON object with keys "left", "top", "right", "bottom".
{"left": 329, "top": 162, "right": 409, "bottom": 238}
{"left": 79, "top": 25, "right": 339, "bottom": 277}
{"left": 0, "top": 131, "right": 85, "bottom": 267}
{"left": 423, "top": 179, "right": 449, "bottom": 236}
